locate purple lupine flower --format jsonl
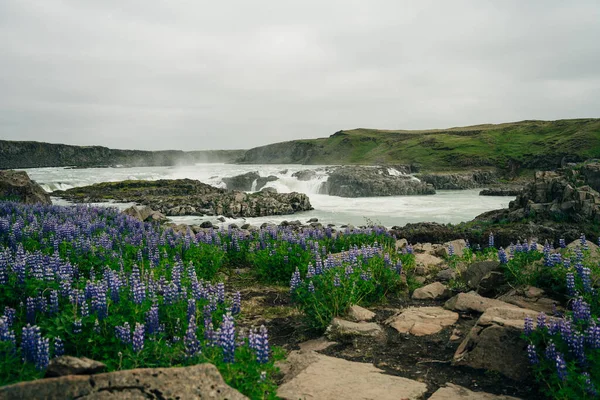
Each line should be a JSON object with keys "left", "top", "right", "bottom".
{"left": 536, "top": 312, "right": 547, "bottom": 330}
{"left": 308, "top": 281, "right": 315, "bottom": 293}
{"left": 49, "top": 290, "right": 59, "bottom": 315}
{"left": 558, "top": 238, "right": 566, "bottom": 248}
{"left": 488, "top": 232, "right": 494, "bottom": 248}
{"left": 0, "top": 317, "right": 16, "bottom": 350}
{"left": 217, "top": 282, "right": 225, "bottom": 304}
{"left": 186, "top": 299, "right": 196, "bottom": 321}
{"left": 115, "top": 322, "right": 132, "bottom": 344}
{"left": 35, "top": 336, "right": 50, "bottom": 370}
{"left": 289, "top": 268, "right": 302, "bottom": 293}
{"left": 255, "top": 325, "right": 270, "bottom": 364}
{"left": 566, "top": 273, "right": 576, "bottom": 297}
{"left": 145, "top": 303, "right": 160, "bottom": 335}
{"left": 360, "top": 269, "right": 372, "bottom": 281}
{"left": 306, "top": 263, "right": 315, "bottom": 278}
{"left": 73, "top": 319, "right": 82, "bottom": 334}
{"left": 586, "top": 323, "right": 600, "bottom": 349}
{"left": 204, "top": 322, "right": 218, "bottom": 347}
{"left": 53, "top": 337, "right": 64, "bottom": 357}
{"left": 3, "top": 307, "right": 15, "bottom": 326}
{"left": 580, "top": 233, "right": 588, "bottom": 250}
{"left": 184, "top": 316, "right": 200, "bottom": 358}
{"left": 580, "top": 267, "right": 592, "bottom": 294}
{"left": 333, "top": 273, "right": 341, "bottom": 287}
{"left": 219, "top": 313, "right": 236, "bottom": 363}
{"left": 395, "top": 260, "right": 403, "bottom": 275}
{"left": 132, "top": 323, "right": 145, "bottom": 353}
{"left": 344, "top": 264, "right": 354, "bottom": 278}
{"left": 498, "top": 248, "right": 508, "bottom": 264}
{"left": 231, "top": 292, "right": 241, "bottom": 316}
{"left": 555, "top": 353, "right": 567, "bottom": 381}
{"left": 448, "top": 244, "right": 455, "bottom": 257}
{"left": 583, "top": 372, "right": 598, "bottom": 397}
{"left": 572, "top": 297, "right": 591, "bottom": 323}
{"left": 527, "top": 344, "right": 538, "bottom": 364}
{"left": 406, "top": 244, "right": 413, "bottom": 254}
{"left": 545, "top": 340, "right": 557, "bottom": 361}
{"left": 80, "top": 300, "right": 89, "bottom": 318}
{"left": 21, "top": 324, "right": 40, "bottom": 363}
{"left": 132, "top": 280, "right": 146, "bottom": 305}
{"left": 569, "top": 332, "right": 586, "bottom": 364}
{"left": 26, "top": 297, "right": 36, "bottom": 324}
{"left": 523, "top": 316, "right": 534, "bottom": 336}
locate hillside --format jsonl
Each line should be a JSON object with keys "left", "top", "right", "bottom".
{"left": 239, "top": 119, "right": 600, "bottom": 173}
{"left": 0, "top": 140, "right": 245, "bottom": 169}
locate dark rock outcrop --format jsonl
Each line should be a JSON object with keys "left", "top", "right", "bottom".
{"left": 292, "top": 169, "right": 317, "bottom": 181}
{"left": 55, "top": 179, "right": 312, "bottom": 218}
{"left": 123, "top": 205, "right": 168, "bottom": 223}
{"left": 416, "top": 170, "right": 497, "bottom": 190}
{"left": 581, "top": 162, "right": 600, "bottom": 192}
{"left": 479, "top": 188, "right": 522, "bottom": 196}
{"left": 0, "top": 170, "right": 52, "bottom": 205}
{"left": 0, "top": 364, "right": 247, "bottom": 400}
{"left": 322, "top": 166, "right": 435, "bottom": 197}
{"left": 223, "top": 172, "right": 278, "bottom": 191}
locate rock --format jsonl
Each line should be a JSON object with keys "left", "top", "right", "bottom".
{"left": 200, "top": 221, "right": 213, "bottom": 228}
{"left": 277, "top": 351, "right": 428, "bottom": 400}
{"left": 462, "top": 261, "right": 504, "bottom": 294}
{"left": 322, "top": 166, "right": 436, "bottom": 197}
{"left": 436, "top": 239, "right": 468, "bottom": 258}
{"left": 307, "top": 217, "right": 319, "bottom": 223}
{"left": 256, "top": 175, "right": 278, "bottom": 190}
{"left": 385, "top": 306, "right": 459, "bottom": 336}
{"left": 436, "top": 268, "right": 457, "bottom": 282}
{"left": 581, "top": 162, "right": 600, "bottom": 192}
{"left": 453, "top": 307, "right": 550, "bottom": 380}
{"left": 217, "top": 216, "right": 226, "bottom": 222}
{"left": 0, "top": 170, "right": 51, "bottom": 205}
{"left": 416, "top": 170, "right": 498, "bottom": 190}
{"left": 297, "top": 337, "right": 337, "bottom": 352}
{"left": 479, "top": 188, "right": 522, "bottom": 196}
{"left": 444, "top": 292, "right": 519, "bottom": 314}
{"left": 54, "top": 179, "right": 313, "bottom": 218}
{"left": 45, "top": 356, "right": 107, "bottom": 378}
{"left": 429, "top": 383, "right": 522, "bottom": 400}
{"left": 325, "top": 318, "right": 385, "bottom": 343}
{"left": 222, "top": 171, "right": 260, "bottom": 191}
{"left": 260, "top": 186, "right": 277, "bottom": 194}
{"left": 414, "top": 253, "right": 445, "bottom": 271}
{"left": 412, "top": 282, "right": 451, "bottom": 300}
{"left": 346, "top": 305, "right": 376, "bottom": 322}
{"left": 292, "top": 169, "right": 317, "bottom": 181}
{"left": 0, "top": 364, "right": 247, "bottom": 400}
{"left": 498, "top": 287, "right": 560, "bottom": 314}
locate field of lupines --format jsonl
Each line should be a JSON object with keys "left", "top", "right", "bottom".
{"left": 1, "top": 200, "right": 599, "bottom": 399}
{"left": 0, "top": 201, "right": 404, "bottom": 398}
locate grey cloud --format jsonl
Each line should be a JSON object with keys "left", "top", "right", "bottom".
{"left": 0, "top": 0, "right": 599, "bottom": 150}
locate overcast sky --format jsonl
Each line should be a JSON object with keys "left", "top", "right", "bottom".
{"left": 1, "top": 1, "right": 599, "bottom": 151}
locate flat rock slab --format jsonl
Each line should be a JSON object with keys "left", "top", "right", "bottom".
{"left": 444, "top": 292, "right": 519, "bottom": 314}
{"left": 325, "top": 318, "right": 385, "bottom": 343}
{"left": 412, "top": 282, "right": 450, "bottom": 300}
{"left": 414, "top": 253, "right": 445, "bottom": 269}
{"left": 347, "top": 304, "right": 376, "bottom": 322}
{"left": 429, "top": 383, "right": 522, "bottom": 400}
{"left": 0, "top": 364, "right": 247, "bottom": 400}
{"left": 46, "top": 356, "right": 106, "bottom": 378}
{"left": 277, "top": 351, "right": 427, "bottom": 400}
{"left": 385, "top": 306, "right": 459, "bottom": 336}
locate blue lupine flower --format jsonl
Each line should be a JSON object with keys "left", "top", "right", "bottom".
{"left": 217, "top": 282, "right": 225, "bottom": 304}
{"left": 231, "top": 292, "right": 241, "bottom": 316}
{"left": 132, "top": 323, "right": 145, "bottom": 353}
{"left": 255, "top": 325, "right": 270, "bottom": 364}
{"left": 146, "top": 303, "right": 160, "bottom": 335}
{"left": 527, "top": 344, "right": 538, "bottom": 364}
{"left": 580, "top": 267, "right": 592, "bottom": 294}
{"left": 566, "top": 273, "right": 576, "bottom": 297}
{"left": 289, "top": 268, "right": 302, "bottom": 293}
{"left": 53, "top": 337, "right": 64, "bottom": 357}
{"left": 498, "top": 248, "right": 508, "bottom": 264}
{"left": 523, "top": 316, "right": 534, "bottom": 336}
{"left": 559, "top": 238, "right": 566, "bottom": 248}
{"left": 0, "top": 317, "right": 16, "bottom": 350}
{"left": 333, "top": 273, "right": 341, "bottom": 287}
{"left": 536, "top": 312, "right": 547, "bottom": 330}
{"left": 184, "top": 316, "right": 200, "bottom": 358}
{"left": 308, "top": 281, "right": 315, "bottom": 293}
{"left": 583, "top": 372, "right": 597, "bottom": 396}
{"left": 26, "top": 297, "right": 36, "bottom": 324}
{"left": 545, "top": 340, "right": 557, "bottom": 361}
{"left": 219, "top": 313, "right": 236, "bottom": 363}
{"left": 555, "top": 353, "right": 567, "bottom": 381}
{"left": 49, "top": 290, "right": 59, "bottom": 314}
{"left": 21, "top": 324, "right": 40, "bottom": 363}
{"left": 35, "top": 337, "right": 50, "bottom": 370}
{"left": 572, "top": 297, "right": 591, "bottom": 323}
{"left": 73, "top": 319, "right": 82, "bottom": 334}
{"left": 488, "top": 233, "right": 494, "bottom": 248}
{"left": 448, "top": 244, "right": 455, "bottom": 257}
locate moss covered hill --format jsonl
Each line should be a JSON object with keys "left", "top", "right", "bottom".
{"left": 239, "top": 118, "right": 600, "bottom": 173}
{"left": 0, "top": 140, "right": 245, "bottom": 169}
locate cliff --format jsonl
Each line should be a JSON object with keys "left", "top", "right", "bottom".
{"left": 238, "top": 119, "right": 600, "bottom": 174}
{"left": 0, "top": 140, "right": 245, "bottom": 169}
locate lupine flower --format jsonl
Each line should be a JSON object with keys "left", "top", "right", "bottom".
{"left": 217, "top": 282, "right": 225, "bottom": 303}
{"left": 53, "top": 337, "right": 64, "bottom": 357}
{"left": 308, "top": 281, "right": 315, "bottom": 293}
{"left": 395, "top": 260, "right": 402, "bottom": 275}
{"left": 566, "top": 273, "right": 576, "bottom": 297}
{"left": 26, "top": 297, "right": 36, "bottom": 324}
{"left": 536, "top": 312, "right": 547, "bottom": 330}
{"left": 219, "top": 313, "right": 236, "bottom": 363}
{"left": 73, "top": 319, "right": 82, "bottom": 334}
{"left": 523, "top": 316, "right": 534, "bottom": 336}
{"left": 448, "top": 244, "right": 455, "bottom": 257}
{"left": 255, "top": 325, "right": 269, "bottom": 364}
{"left": 0, "top": 317, "right": 16, "bottom": 350}
{"left": 498, "top": 248, "right": 508, "bottom": 264}
{"left": 527, "top": 344, "right": 538, "bottom": 364}
{"left": 186, "top": 299, "right": 196, "bottom": 321}
{"left": 21, "top": 324, "right": 41, "bottom": 363}
{"left": 545, "top": 340, "right": 557, "bottom": 361}
{"left": 132, "top": 323, "right": 145, "bottom": 353}
{"left": 555, "top": 353, "right": 568, "bottom": 381}
{"left": 488, "top": 232, "right": 494, "bottom": 248}
{"left": 580, "top": 267, "right": 592, "bottom": 294}
{"left": 146, "top": 303, "right": 160, "bottom": 335}
{"left": 49, "top": 290, "right": 59, "bottom": 314}
{"left": 572, "top": 297, "right": 591, "bottom": 323}
{"left": 35, "top": 337, "right": 50, "bottom": 370}
{"left": 583, "top": 372, "right": 597, "bottom": 396}
{"left": 559, "top": 238, "right": 566, "bottom": 248}
{"left": 289, "top": 268, "right": 302, "bottom": 293}
{"left": 231, "top": 292, "right": 241, "bottom": 315}
{"left": 333, "top": 273, "right": 341, "bottom": 287}
{"left": 184, "top": 316, "right": 200, "bottom": 358}
{"left": 580, "top": 233, "right": 588, "bottom": 250}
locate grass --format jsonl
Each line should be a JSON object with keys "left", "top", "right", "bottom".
{"left": 239, "top": 118, "right": 600, "bottom": 172}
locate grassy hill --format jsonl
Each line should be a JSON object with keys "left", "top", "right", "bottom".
{"left": 239, "top": 118, "right": 600, "bottom": 173}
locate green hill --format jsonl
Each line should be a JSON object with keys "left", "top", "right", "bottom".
{"left": 239, "top": 118, "right": 600, "bottom": 173}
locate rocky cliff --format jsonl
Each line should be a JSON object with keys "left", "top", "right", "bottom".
{"left": 0, "top": 140, "right": 245, "bottom": 169}
{"left": 416, "top": 170, "right": 498, "bottom": 190}
{"left": 0, "top": 170, "right": 51, "bottom": 204}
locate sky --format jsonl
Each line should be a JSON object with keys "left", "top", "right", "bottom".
{"left": 1, "top": 1, "right": 599, "bottom": 151}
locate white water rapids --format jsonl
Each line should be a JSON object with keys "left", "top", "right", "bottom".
{"left": 25, "top": 164, "right": 513, "bottom": 228}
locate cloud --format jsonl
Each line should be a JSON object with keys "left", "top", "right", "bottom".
{"left": 0, "top": 0, "right": 599, "bottom": 150}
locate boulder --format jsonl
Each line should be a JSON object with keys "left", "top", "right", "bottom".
{"left": 323, "top": 166, "right": 436, "bottom": 197}
{"left": 581, "top": 162, "right": 600, "bottom": 192}
{"left": 436, "top": 268, "right": 457, "bottom": 282}
{"left": 0, "top": 364, "right": 247, "bottom": 400}
{"left": 444, "top": 292, "right": 519, "bottom": 314}
{"left": 277, "top": 351, "right": 428, "bottom": 400}
{"left": 479, "top": 188, "right": 522, "bottom": 196}
{"left": 429, "top": 383, "right": 522, "bottom": 400}
{"left": 346, "top": 305, "right": 376, "bottom": 322}
{"left": 123, "top": 205, "right": 167, "bottom": 223}
{"left": 412, "top": 282, "right": 451, "bottom": 300}
{"left": 222, "top": 171, "right": 260, "bottom": 191}
{"left": 436, "top": 239, "right": 468, "bottom": 258}
{"left": 462, "top": 261, "right": 505, "bottom": 294}
{"left": 497, "top": 286, "right": 560, "bottom": 314}
{"left": 416, "top": 170, "right": 497, "bottom": 190}
{"left": 45, "top": 356, "right": 106, "bottom": 378}
{"left": 414, "top": 253, "right": 445, "bottom": 271}
{"left": 325, "top": 318, "right": 385, "bottom": 343}
{"left": 292, "top": 169, "right": 317, "bottom": 181}
{"left": 0, "top": 170, "right": 51, "bottom": 205}
{"left": 385, "top": 306, "right": 458, "bottom": 336}
{"left": 453, "top": 307, "right": 549, "bottom": 380}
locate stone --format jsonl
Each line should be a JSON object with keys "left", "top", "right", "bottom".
{"left": 123, "top": 206, "right": 167, "bottom": 223}
{"left": 429, "top": 383, "right": 522, "bottom": 400}
{"left": 45, "top": 356, "right": 107, "bottom": 378}
{"left": 498, "top": 287, "right": 560, "bottom": 314}
{"left": 0, "top": 364, "right": 247, "bottom": 400}
{"left": 453, "top": 307, "right": 551, "bottom": 380}
{"left": 444, "top": 292, "right": 519, "bottom": 314}
{"left": 297, "top": 337, "right": 337, "bottom": 352}
{"left": 411, "top": 282, "right": 451, "bottom": 300}
{"left": 222, "top": 171, "right": 260, "bottom": 191}
{"left": 0, "top": 170, "right": 51, "bottom": 205}
{"left": 385, "top": 306, "right": 458, "bottom": 336}
{"left": 292, "top": 169, "right": 317, "bottom": 181}
{"left": 436, "top": 268, "right": 457, "bottom": 282}
{"left": 435, "top": 239, "right": 468, "bottom": 258}
{"left": 277, "top": 351, "right": 428, "bottom": 400}
{"left": 346, "top": 305, "right": 376, "bottom": 322}
{"left": 463, "top": 261, "right": 501, "bottom": 289}
{"left": 200, "top": 221, "right": 213, "bottom": 228}
{"left": 414, "top": 253, "right": 445, "bottom": 270}
{"left": 416, "top": 170, "right": 497, "bottom": 190}
{"left": 325, "top": 318, "right": 385, "bottom": 343}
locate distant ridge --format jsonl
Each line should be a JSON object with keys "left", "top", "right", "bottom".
{"left": 238, "top": 118, "right": 600, "bottom": 174}
{"left": 0, "top": 140, "right": 246, "bottom": 169}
